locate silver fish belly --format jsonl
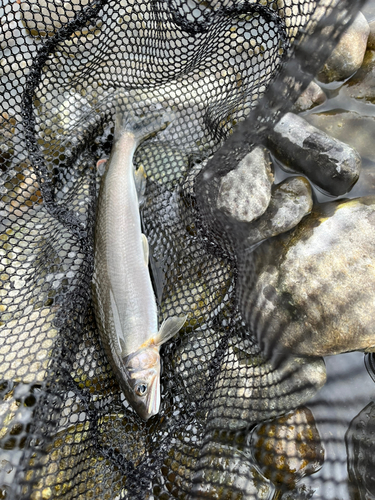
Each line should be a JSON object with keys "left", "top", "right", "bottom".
{"left": 92, "top": 112, "right": 186, "bottom": 420}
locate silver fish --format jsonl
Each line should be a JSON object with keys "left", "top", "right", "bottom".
{"left": 92, "top": 110, "right": 186, "bottom": 420}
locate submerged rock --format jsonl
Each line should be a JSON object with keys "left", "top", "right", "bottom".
{"left": 191, "top": 437, "right": 275, "bottom": 500}
{"left": 368, "top": 21, "right": 375, "bottom": 50}
{"left": 251, "top": 407, "right": 324, "bottom": 492}
{"left": 245, "top": 177, "right": 313, "bottom": 247}
{"left": 267, "top": 112, "right": 361, "bottom": 196}
{"left": 318, "top": 12, "right": 370, "bottom": 83}
{"left": 205, "top": 337, "right": 326, "bottom": 431}
{"left": 239, "top": 197, "right": 375, "bottom": 358}
{"left": 217, "top": 147, "right": 273, "bottom": 223}
{"left": 306, "top": 110, "right": 375, "bottom": 163}
{"left": 293, "top": 81, "right": 326, "bottom": 112}
{"left": 345, "top": 401, "right": 375, "bottom": 500}
{"left": 345, "top": 49, "right": 375, "bottom": 104}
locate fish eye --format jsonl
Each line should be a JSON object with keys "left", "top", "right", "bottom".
{"left": 135, "top": 383, "right": 147, "bottom": 396}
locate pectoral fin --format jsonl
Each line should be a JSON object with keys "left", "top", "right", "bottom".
{"left": 155, "top": 316, "right": 187, "bottom": 347}
{"left": 134, "top": 164, "right": 147, "bottom": 205}
{"left": 141, "top": 234, "right": 149, "bottom": 266}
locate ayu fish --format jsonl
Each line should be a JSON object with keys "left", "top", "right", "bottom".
{"left": 92, "top": 110, "right": 186, "bottom": 420}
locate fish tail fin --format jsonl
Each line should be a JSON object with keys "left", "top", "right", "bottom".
{"left": 114, "top": 102, "right": 175, "bottom": 146}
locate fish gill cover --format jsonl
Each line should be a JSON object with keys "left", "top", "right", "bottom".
{"left": 0, "top": 0, "right": 373, "bottom": 499}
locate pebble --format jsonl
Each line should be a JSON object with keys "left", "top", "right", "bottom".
{"left": 267, "top": 112, "right": 361, "bottom": 196}
{"left": 345, "top": 401, "right": 375, "bottom": 500}
{"left": 251, "top": 407, "right": 324, "bottom": 492}
{"left": 240, "top": 197, "right": 375, "bottom": 358}
{"left": 293, "top": 81, "right": 326, "bottom": 112}
{"left": 205, "top": 337, "right": 326, "bottom": 431}
{"left": 217, "top": 147, "right": 273, "bottom": 223}
{"left": 318, "top": 12, "right": 370, "bottom": 83}
{"left": 244, "top": 176, "right": 313, "bottom": 247}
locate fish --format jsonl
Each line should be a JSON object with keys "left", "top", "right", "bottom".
{"left": 92, "top": 108, "right": 186, "bottom": 420}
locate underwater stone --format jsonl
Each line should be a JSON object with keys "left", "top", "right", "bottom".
{"left": 318, "top": 12, "right": 370, "bottom": 83}
{"left": 306, "top": 110, "right": 375, "bottom": 163}
{"left": 267, "top": 112, "right": 361, "bottom": 196}
{"left": 293, "top": 81, "right": 326, "bottom": 112}
{"left": 217, "top": 147, "right": 273, "bottom": 223}
{"left": 368, "top": 21, "right": 375, "bottom": 49}
{"left": 245, "top": 176, "right": 313, "bottom": 247}
{"left": 191, "top": 438, "right": 275, "bottom": 500}
{"left": 345, "top": 49, "right": 375, "bottom": 104}
{"left": 346, "top": 401, "right": 375, "bottom": 500}
{"left": 251, "top": 407, "right": 324, "bottom": 492}
{"left": 205, "top": 338, "right": 326, "bottom": 431}
{"left": 240, "top": 197, "right": 375, "bottom": 358}
{"left": 173, "top": 327, "right": 224, "bottom": 400}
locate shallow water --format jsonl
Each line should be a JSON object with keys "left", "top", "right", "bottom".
{"left": 303, "top": 352, "right": 375, "bottom": 500}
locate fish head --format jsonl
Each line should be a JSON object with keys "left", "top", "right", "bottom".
{"left": 122, "top": 346, "right": 161, "bottom": 420}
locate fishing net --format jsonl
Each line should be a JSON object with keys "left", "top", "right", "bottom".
{"left": 0, "top": 0, "right": 373, "bottom": 499}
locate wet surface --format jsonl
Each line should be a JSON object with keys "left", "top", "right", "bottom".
{"left": 300, "top": 352, "right": 375, "bottom": 500}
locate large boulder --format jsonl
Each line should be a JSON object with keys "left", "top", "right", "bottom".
{"left": 238, "top": 197, "right": 375, "bottom": 358}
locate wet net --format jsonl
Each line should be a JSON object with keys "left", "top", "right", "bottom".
{"left": 0, "top": 0, "right": 373, "bottom": 499}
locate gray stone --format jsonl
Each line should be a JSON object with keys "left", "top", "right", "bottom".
{"left": 205, "top": 337, "right": 326, "bottom": 431}
{"left": 217, "top": 147, "right": 273, "bottom": 223}
{"left": 245, "top": 177, "right": 313, "bottom": 247}
{"left": 345, "top": 49, "right": 375, "bottom": 104}
{"left": 318, "top": 12, "right": 370, "bottom": 83}
{"left": 267, "top": 112, "right": 361, "bottom": 196}
{"left": 240, "top": 197, "right": 375, "bottom": 358}
{"left": 305, "top": 110, "right": 375, "bottom": 163}
{"left": 293, "top": 81, "right": 326, "bottom": 112}
{"left": 368, "top": 21, "right": 375, "bottom": 50}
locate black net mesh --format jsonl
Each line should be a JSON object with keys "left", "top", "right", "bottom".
{"left": 0, "top": 0, "right": 374, "bottom": 499}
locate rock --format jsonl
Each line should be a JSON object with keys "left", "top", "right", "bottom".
{"left": 245, "top": 177, "right": 313, "bottom": 247}
{"left": 217, "top": 147, "right": 273, "bottom": 223}
{"left": 293, "top": 81, "right": 326, "bottom": 112}
{"left": 191, "top": 438, "right": 275, "bottom": 500}
{"left": 368, "top": 21, "right": 375, "bottom": 49}
{"left": 305, "top": 110, "right": 375, "bottom": 163}
{"left": 239, "top": 197, "right": 375, "bottom": 358}
{"left": 318, "top": 12, "right": 370, "bottom": 83}
{"left": 172, "top": 326, "right": 224, "bottom": 400}
{"left": 205, "top": 337, "right": 326, "bottom": 431}
{"left": 345, "top": 49, "right": 375, "bottom": 104}
{"left": 345, "top": 401, "right": 375, "bottom": 500}
{"left": 251, "top": 407, "right": 324, "bottom": 492}
{"left": 267, "top": 112, "right": 361, "bottom": 196}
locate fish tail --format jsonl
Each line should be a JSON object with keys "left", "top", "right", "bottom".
{"left": 114, "top": 103, "right": 174, "bottom": 146}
